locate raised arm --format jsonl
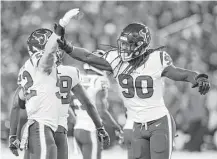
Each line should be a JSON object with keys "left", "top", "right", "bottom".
{"left": 38, "top": 8, "right": 81, "bottom": 74}
{"left": 37, "top": 32, "right": 61, "bottom": 74}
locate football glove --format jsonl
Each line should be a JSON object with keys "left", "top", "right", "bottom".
{"left": 57, "top": 38, "right": 73, "bottom": 54}
{"left": 59, "top": 8, "right": 80, "bottom": 27}
{"left": 54, "top": 23, "right": 65, "bottom": 38}
{"left": 96, "top": 126, "right": 110, "bottom": 149}
{"left": 9, "top": 135, "right": 20, "bottom": 156}
{"left": 192, "top": 74, "right": 210, "bottom": 95}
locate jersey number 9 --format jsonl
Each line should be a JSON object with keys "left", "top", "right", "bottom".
{"left": 56, "top": 76, "right": 72, "bottom": 104}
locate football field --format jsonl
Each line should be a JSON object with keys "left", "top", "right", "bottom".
{"left": 1, "top": 142, "right": 217, "bottom": 159}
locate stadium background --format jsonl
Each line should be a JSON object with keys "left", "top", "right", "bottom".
{"left": 1, "top": 1, "right": 217, "bottom": 159}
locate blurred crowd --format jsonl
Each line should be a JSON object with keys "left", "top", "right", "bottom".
{"left": 1, "top": 1, "right": 217, "bottom": 152}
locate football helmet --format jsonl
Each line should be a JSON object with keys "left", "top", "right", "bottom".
{"left": 27, "top": 28, "right": 53, "bottom": 56}
{"left": 117, "top": 23, "right": 151, "bottom": 62}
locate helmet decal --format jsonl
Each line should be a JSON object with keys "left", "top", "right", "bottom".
{"left": 31, "top": 30, "right": 52, "bottom": 45}
{"left": 27, "top": 28, "right": 53, "bottom": 55}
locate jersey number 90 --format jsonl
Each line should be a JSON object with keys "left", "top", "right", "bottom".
{"left": 118, "top": 74, "right": 154, "bottom": 99}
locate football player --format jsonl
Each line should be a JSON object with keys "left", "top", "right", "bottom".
{"left": 9, "top": 8, "right": 102, "bottom": 159}
{"left": 57, "top": 22, "right": 210, "bottom": 159}
{"left": 9, "top": 9, "right": 110, "bottom": 158}
{"left": 9, "top": 26, "right": 62, "bottom": 159}
{"left": 72, "top": 75, "right": 121, "bottom": 159}
{"left": 54, "top": 48, "right": 110, "bottom": 159}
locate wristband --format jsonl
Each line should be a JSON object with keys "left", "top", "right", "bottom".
{"left": 195, "top": 74, "right": 208, "bottom": 80}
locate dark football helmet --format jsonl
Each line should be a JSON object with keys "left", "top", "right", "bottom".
{"left": 27, "top": 28, "right": 53, "bottom": 56}
{"left": 117, "top": 23, "right": 151, "bottom": 62}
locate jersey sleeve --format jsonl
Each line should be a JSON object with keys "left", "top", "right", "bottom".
{"left": 160, "top": 51, "right": 173, "bottom": 70}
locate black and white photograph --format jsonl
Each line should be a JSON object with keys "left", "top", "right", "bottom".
{"left": 1, "top": 1, "right": 217, "bottom": 159}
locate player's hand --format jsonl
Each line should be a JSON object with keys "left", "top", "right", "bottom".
{"left": 192, "top": 74, "right": 210, "bottom": 95}
{"left": 115, "top": 129, "right": 124, "bottom": 145}
{"left": 9, "top": 135, "right": 20, "bottom": 156}
{"left": 55, "top": 8, "right": 81, "bottom": 37}
{"left": 115, "top": 124, "right": 123, "bottom": 133}
{"left": 57, "top": 38, "right": 73, "bottom": 54}
{"left": 59, "top": 8, "right": 80, "bottom": 27}
{"left": 97, "top": 126, "right": 110, "bottom": 149}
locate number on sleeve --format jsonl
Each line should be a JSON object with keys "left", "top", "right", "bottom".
{"left": 164, "top": 52, "right": 173, "bottom": 66}
{"left": 118, "top": 74, "right": 154, "bottom": 99}
{"left": 22, "top": 71, "right": 37, "bottom": 100}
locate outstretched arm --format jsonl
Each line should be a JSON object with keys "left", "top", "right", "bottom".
{"left": 160, "top": 51, "right": 210, "bottom": 95}
{"left": 96, "top": 90, "right": 122, "bottom": 131}
{"left": 57, "top": 40, "right": 113, "bottom": 72}
{"left": 162, "top": 65, "right": 198, "bottom": 84}
{"left": 162, "top": 65, "right": 210, "bottom": 95}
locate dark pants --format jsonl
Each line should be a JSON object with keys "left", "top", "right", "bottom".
{"left": 124, "top": 129, "right": 133, "bottom": 159}
{"left": 23, "top": 150, "right": 30, "bottom": 159}
{"left": 74, "top": 129, "right": 101, "bottom": 159}
{"left": 54, "top": 125, "right": 68, "bottom": 159}
{"left": 132, "top": 115, "right": 176, "bottom": 159}
{"left": 28, "top": 121, "right": 57, "bottom": 159}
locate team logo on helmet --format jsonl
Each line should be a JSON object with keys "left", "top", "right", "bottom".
{"left": 31, "top": 30, "right": 52, "bottom": 45}
{"left": 27, "top": 28, "right": 53, "bottom": 55}
{"left": 139, "top": 27, "right": 151, "bottom": 45}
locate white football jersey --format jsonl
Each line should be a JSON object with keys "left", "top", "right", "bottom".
{"left": 56, "top": 64, "right": 80, "bottom": 130}
{"left": 17, "top": 55, "right": 61, "bottom": 131}
{"left": 105, "top": 50, "right": 172, "bottom": 123}
{"left": 73, "top": 85, "right": 98, "bottom": 132}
